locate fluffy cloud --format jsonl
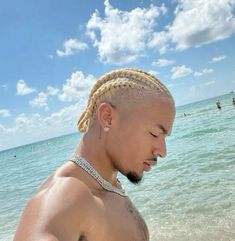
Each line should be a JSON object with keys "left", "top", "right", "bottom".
{"left": 0, "top": 101, "right": 88, "bottom": 150}
{"left": 43, "top": 103, "right": 82, "bottom": 127}
{"left": 56, "top": 38, "right": 88, "bottom": 57}
{"left": 210, "top": 55, "right": 227, "bottom": 63}
{"left": 148, "top": 31, "right": 171, "bottom": 54}
{"left": 148, "top": 70, "right": 160, "bottom": 77}
{"left": 171, "top": 65, "right": 193, "bottom": 79}
{"left": 59, "top": 71, "right": 95, "bottom": 102}
{"left": 86, "top": 0, "right": 235, "bottom": 62}
{"left": 0, "top": 109, "right": 11, "bottom": 117}
{"left": 0, "top": 102, "right": 82, "bottom": 135}
{"left": 29, "top": 92, "right": 48, "bottom": 110}
{"left": 16, "top": 80, "right": 36, "bottom": 95}
{"left": 194, "top": 68, "right": 214, "bottom": 76}
{"left": 28, "top": 71, "right": 94, "bottom": 110}
{"left": 29, "top": 86, "right": 59, "bottom": 110}
{"left": 86, "top": 0, "right": 167, "bottom": 64}
{"left": 47, "top": 86, "right": 59, "bottom": 96}
{"left": 152, "top": 58, "right": 174, "bottom": 67}
{"left": 168, "top": 0, "right": 235, "bottom": 50}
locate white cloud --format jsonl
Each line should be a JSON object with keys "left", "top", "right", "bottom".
{"left": 182, "top": 80, "right": 217, "bottom": 103}
{"left": 14, "top": 113, "right": 35, "bottom": 130}
{"left": 194, "top": 68, "right": 214, "bottom": 76}
{"left": 0, "top": 109, "right": 11, "bottom": 117}
{"left": 168, "top": 0, "right": 235, "bottom": 50}
{"left": 210, "top": 55, "right": 227, "bottom": 63}
{"left": 0, "top": 101, "right": 89, "bottom": 150}
{"left": 56, "top": 38, "right": 88, "bottom": 57}
{"left": 16, "top": 79, "right": 36, "bottom": 95}
{"left": 85, "top": 0, "right": 235, "bottom": 61}
{"left": 205, "top": 80, "right": 216, "bottom": 86}
{"left": 148, "top": 70, "right": 160, "bottom": 77}
{"left": 47, "top": 86, "right": 59, "bottom": 96}
{"left": 29, "top": 92, "right": 48, "bottom": 110}
{"left": 171, "top": 65, "right": 193, "bottom": 79}
{"left": 43, "top": 103, "right": 82, "bottom": 127}
{"left": 167, "top": 83, "right": 175, "bottom": 87}
{"left": 148, "top": 31, "right": 171, "bottom": 54}
{"left": 29, "top": 86, "right": 59, "bottom": 110}
{"left": 28, "top": 71, "right": 93, "bottom": 109}
{"left": 152, "top": 58, "right": 174, "bottom": 67}
{"left": 0, "top": 102, "right": 83, "bottom": 136}
{"left": 59, "top": 71, "right": 95, "bottom": 102}
{"left": 86, "top": 0, "right": 167, "bottom": 64}
{"left": 0, "top": 124, "right": 5, "bottom": 131}
{"left": 85, "top": 0, "right": 235, "bottom": 60}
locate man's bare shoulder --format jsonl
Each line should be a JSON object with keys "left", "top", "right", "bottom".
{"left": 38, "top": 174, "right": 95, "bottom": 208}
{"left": 14, "top": 171, "right": 97, "bottom": 241}
{"left": 31, "top": 174, "right": 98, "bottom": 223}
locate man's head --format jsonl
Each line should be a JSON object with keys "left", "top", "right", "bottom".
{"left": 77, "top": 68, "right": 175, "bottom": 183}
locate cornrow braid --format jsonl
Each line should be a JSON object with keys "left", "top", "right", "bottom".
{"left": 124, "top": 68, "right": 172, "bottom": 98}
{"left": 77, "top": 68, "right": 173, "bottom": 133}
{"left": 87, "top": 68, "right": 171, "bottom": 102}
{"left": 77, "top": 79, "right": 148, "bottom": 132}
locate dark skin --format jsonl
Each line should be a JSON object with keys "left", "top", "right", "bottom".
{"left": 14, "top": 95, "right": 175, "bottom": 241}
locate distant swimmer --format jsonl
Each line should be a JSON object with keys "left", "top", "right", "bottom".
{"left": 232, "top": 97, "right": 235, "bottom": 106}
{"left": 216, "top": 100, "right": 221, "bottom": 110}
{"left": 184, "top": 113, "right": 191, "bottom": 117}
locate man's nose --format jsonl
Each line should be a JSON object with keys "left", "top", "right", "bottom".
{"left": 153, "top": 138, "right": 167, "bottom": 158}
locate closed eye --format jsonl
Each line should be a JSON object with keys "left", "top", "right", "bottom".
{"left": 150, "top": 132, "right": 159, "bottom": 138}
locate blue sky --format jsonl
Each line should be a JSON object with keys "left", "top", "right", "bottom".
{"left": 0, "top": 0, "right": 235, "bottom": 151}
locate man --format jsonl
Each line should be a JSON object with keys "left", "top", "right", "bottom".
{"left": 14, "top": 68, "right": 175, "bottom": 241}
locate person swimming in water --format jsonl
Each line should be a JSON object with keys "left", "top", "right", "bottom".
{"left": 216, "top": 100, "right": 221, "bottom": 110}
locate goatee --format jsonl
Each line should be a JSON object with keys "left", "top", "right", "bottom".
{"left": 126, "top": 171, "right": 142, "bottom": 184}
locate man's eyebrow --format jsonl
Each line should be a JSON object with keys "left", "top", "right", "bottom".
{"left": 155, "top": 124, "right": 170, "bottom": 136}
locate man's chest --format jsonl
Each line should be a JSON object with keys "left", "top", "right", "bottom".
{"left": 86, "top": 195, "right": 149, "bottom": 241}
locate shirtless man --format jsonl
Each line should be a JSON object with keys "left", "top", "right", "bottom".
{"left": 13, "top": 68, "right": 175, "bottom": 241}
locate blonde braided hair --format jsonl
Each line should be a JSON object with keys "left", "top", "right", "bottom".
{"left": 77, "top": 68, "right": 173, "bottom": 133}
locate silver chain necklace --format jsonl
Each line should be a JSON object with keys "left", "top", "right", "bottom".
{"left": 69, "top": 155, "right": 127, "bottom": 197}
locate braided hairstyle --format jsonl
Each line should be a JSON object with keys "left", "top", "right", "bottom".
{"left": 77, "top": 68, "right": 173, "bottom": 133}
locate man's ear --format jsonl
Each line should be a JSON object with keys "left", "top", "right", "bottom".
{"left": 97, "top": 103, "right": 115, "bottom": 129}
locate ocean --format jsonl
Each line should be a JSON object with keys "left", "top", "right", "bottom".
{"left": 0, "top": 93, "right": 235, "bottom": 241}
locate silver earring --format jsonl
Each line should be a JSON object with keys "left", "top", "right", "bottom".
{"left": 104, "top": 127, "right": 110, "bottom": 132}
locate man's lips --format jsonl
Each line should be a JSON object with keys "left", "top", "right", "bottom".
{"left": 144, "top": 157, "right": 158, "bottom": 165}
{"left": 143, "top": 158, "right": 157, "bottom": 171}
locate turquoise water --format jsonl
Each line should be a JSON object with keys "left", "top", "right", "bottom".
{"left": 0, "top": 93, "right": 235, "bottom": 241}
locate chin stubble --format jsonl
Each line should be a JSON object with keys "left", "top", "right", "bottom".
{"left": 126, "top": 171, "right": 142, "bottom": 184}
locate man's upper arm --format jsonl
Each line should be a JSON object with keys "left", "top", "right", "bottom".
{"left": 13, "top": 177, "right": 94, "bottom": 241}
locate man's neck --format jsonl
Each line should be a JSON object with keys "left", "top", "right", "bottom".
{"left": 75, "top": 130, "right": 119, "bottom": 187}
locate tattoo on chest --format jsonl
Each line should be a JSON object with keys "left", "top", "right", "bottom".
{"left": 78, "top": 234, "right": 88, "bottom": 241}
{"left": 126, "top": 199, "right": 149, "bottom": 241}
